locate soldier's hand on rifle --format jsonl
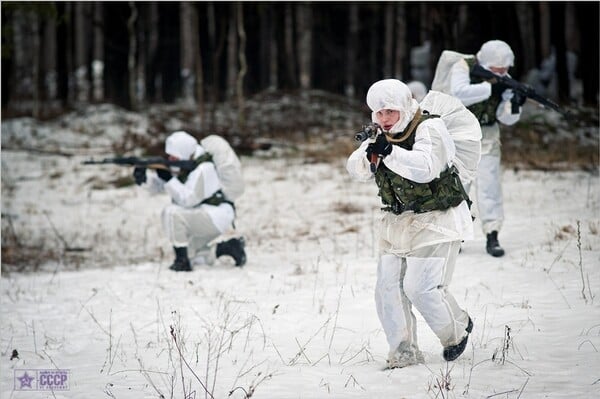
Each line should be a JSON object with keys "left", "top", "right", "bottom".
{"left": 491, "top": 81, "right": 509, "bottom": 97}
{"left": 133, "top": 167, "right": 147, "bottom": 186}
{"left": 366, "top": 134, "right": 392, "bottom": 161}
{"left": 156, "top": 167, "right": 173, "bottom": 182}
{"left": 511, "top": 91, "right": 527, "bottom": 107}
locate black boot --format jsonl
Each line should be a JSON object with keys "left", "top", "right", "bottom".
{"left": 216, "top": 237, "right": 247, "bottom": 267}
{"left": 443, "top": 317, "right": 473, "bottom": 361}
{"left": 169, "top": 247, "right": 192, "bottom": 272}
{"left": 486, "top": 231, "right": 505, "bottom": 257}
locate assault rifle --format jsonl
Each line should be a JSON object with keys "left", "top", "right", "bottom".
{"left": 355, "top": 122, "right": 384, "bottom": 173}
{"left": 82, "top": 156, "right": 197, "bottom": 170}
{"left": 470, "top": 63, "right": 572, "bottom": 120}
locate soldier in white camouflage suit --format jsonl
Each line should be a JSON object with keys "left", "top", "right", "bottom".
{"left": 134, "top": 131, "right": 246, "bottom": 271}
{"left": 347, "top": 79, "right": 474, "bottom": 368}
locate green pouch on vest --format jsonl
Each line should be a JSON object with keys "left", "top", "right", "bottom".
{"left": 377, "top": 165, "right": 470, "bottom": 215}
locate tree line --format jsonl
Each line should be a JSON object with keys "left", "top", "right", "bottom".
{"left": 2, "top": 2, "right": 598, "bottom": 129}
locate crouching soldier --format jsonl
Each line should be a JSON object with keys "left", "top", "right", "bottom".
{"left": 134, "top": 131, "right": 246, "bottom": 271}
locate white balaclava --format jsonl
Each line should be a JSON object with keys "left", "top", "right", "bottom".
{"left": 477, "top": 40, "right": 515, "bottom": 71}
{"left": 165, "top": 131, "right": 199, "bottom": 160}
{"left": 366, "top": 79, "right": 420, "bottom": 133}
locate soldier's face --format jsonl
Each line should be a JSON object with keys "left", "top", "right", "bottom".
{"left": 376, "top": 109, "right": 400, "bottom": 131}
{"left": 489, "top": 66, "right": 509, "bottom": 76}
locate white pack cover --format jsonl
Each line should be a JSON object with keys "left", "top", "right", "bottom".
{"left": 420, "top": 90, "right": 482, "bottom": 184}
{"left": 431, "top": 50, "right": 474, "bottom": 95}
{"left": 200, "top": 135, "right": 245, "bottom": 201}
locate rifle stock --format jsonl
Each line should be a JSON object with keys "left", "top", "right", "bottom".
{"left": 470, "top": 64, "right": 572, "bottom": 119}
{"left": 82, "top": 156, "right": 197, "bottom": 170}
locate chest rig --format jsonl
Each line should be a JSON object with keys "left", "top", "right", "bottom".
{"left": 176, "top": 152, "right": 233, "bottom": 208}
{"left": 374, "top": 111, "right": 471, "bottom": 215}
{"left": 465, "top": 57, "right": 504, "bottom": 126}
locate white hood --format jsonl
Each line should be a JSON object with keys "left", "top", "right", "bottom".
{"left": 165, "top": 131, "right": 199, "bottom": 160}
{"left": 366, "top": 79, "right": 420, "bottom": 133}
{"left": 476, "top": 40, "right": 514, "bottom": 69}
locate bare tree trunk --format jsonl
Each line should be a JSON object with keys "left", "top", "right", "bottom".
{"left": 127, "top": 2, "right": 138, "bottom": 109}
{"left": 136, "top": 7, "right": 146, "bottom": 106}
{"left": 516, "top": 3, "right": 536, "bottom": 73}
{"left": 226, "top": 4, "right": 238, "bottom": 100}
{"left": 296, "top": 3, "right": 312, "bottom": 90}
{"left": 10, "top": 9, "right": 39, "bottom": 115}
{"left": 74, "top": 2, "right": 89, "bottom": 103}
{"left": 43, "top": 15, "right": 57, "bottom": 105}
{"left": 345, "top": 3, "right": 358, "bottom": 98}
{"left": 258, "top": 5, "right": 269, "bottom": 90}
{"left": 31, "top": 13, "right": 41, "bottom": 118}
{"left": 284, "top": 3, "right": 297, "bottom": 88}
{"left": 236, "top": 2, "right": 247, "bottom": 130}
{"left": 539, "top": 2, "right": 551, "bottom": 59}
{"left": 394, "top": 3, "right": 406, "bottom": 81}
{"left": 383, "top": 3, "right": 394, "bottom": 78}
{"left": 148, "top": 2, "right": 160, "bottom": 102}
{"left": 419, "top": 3, "right": 428, "bottom": 43}
{"left": 550, "top": 2, "right": 569, "bottom": 102}
{"left": 207, "top": 2, "right": 218, "bottom": 130}
{"left": 10, "top": 9, "right": 27, "bottom": 108}
{"left": 92, "top": 2, "right": 104, "bottom": 102}
{"left": 575, "top": 2, "right": 598, "bottom": 105}
{"left": 180, "top": 2, "right": 195, "bottom": 106}
{"left": 192, "top": 4, "right": 205, "bottom": 132}
{"left": 268, "top": 6, "right": 278, "bottom": 91}
{"left": 65, "top": 3, "right": 74, "bottom": 106}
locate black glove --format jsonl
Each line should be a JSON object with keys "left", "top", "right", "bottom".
{"left": 511, "top": 91, "right": 527, "bottom": 106}
{"left": 133, "top": 167, "right": 147, "bottom": 186}
{"left": 365, "top": 134, "right": 392, "bottom": 161}
{"left": 491, "top": 81, "right": 509, "bottom": 98}
{"left": 156, "top": 167, "right": 173, "bottom": 182}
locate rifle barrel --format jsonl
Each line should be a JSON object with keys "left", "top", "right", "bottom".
{"left": 470, "top": 64, "right": 571, "bottom": 119}
{"left": 81, "top": 157, "right": 197, "bottom": 169}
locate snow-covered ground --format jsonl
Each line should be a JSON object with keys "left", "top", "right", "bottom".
{"left": 1, "top": 106, "right": 599, "bottom": 398}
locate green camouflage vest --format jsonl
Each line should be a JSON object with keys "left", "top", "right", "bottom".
{"left": 465, "top": 57, "right": 503, "bottom": 126}
{"left": 374, "top": 114, "right": 471, "bottom": 215}
{"left": 176, "top": 152, "right": 234, "bottom": 208}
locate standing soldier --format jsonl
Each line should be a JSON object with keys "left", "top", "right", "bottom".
{"left": 347, "top": 79, "right": 474, "bottom": 368}
{"left": 446, "top": 40, "right": 525, "bottom": 257}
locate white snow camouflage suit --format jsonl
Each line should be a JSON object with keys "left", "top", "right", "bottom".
{"left": 141, "top": 131, "right": 236, "bottom": 265}
{"left": 346, "top": 79, "right": 472, "bottom": 367}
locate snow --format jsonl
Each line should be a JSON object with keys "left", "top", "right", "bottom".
{"left": 1, "top": 106, "right": 600, "bottom": 398}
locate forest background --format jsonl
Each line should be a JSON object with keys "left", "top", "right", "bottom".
{"left": 1, "top": 4, "right": 599, "bottom": 397}
{"left": 2, "top": 2, "right": 599, "bottom": 130}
